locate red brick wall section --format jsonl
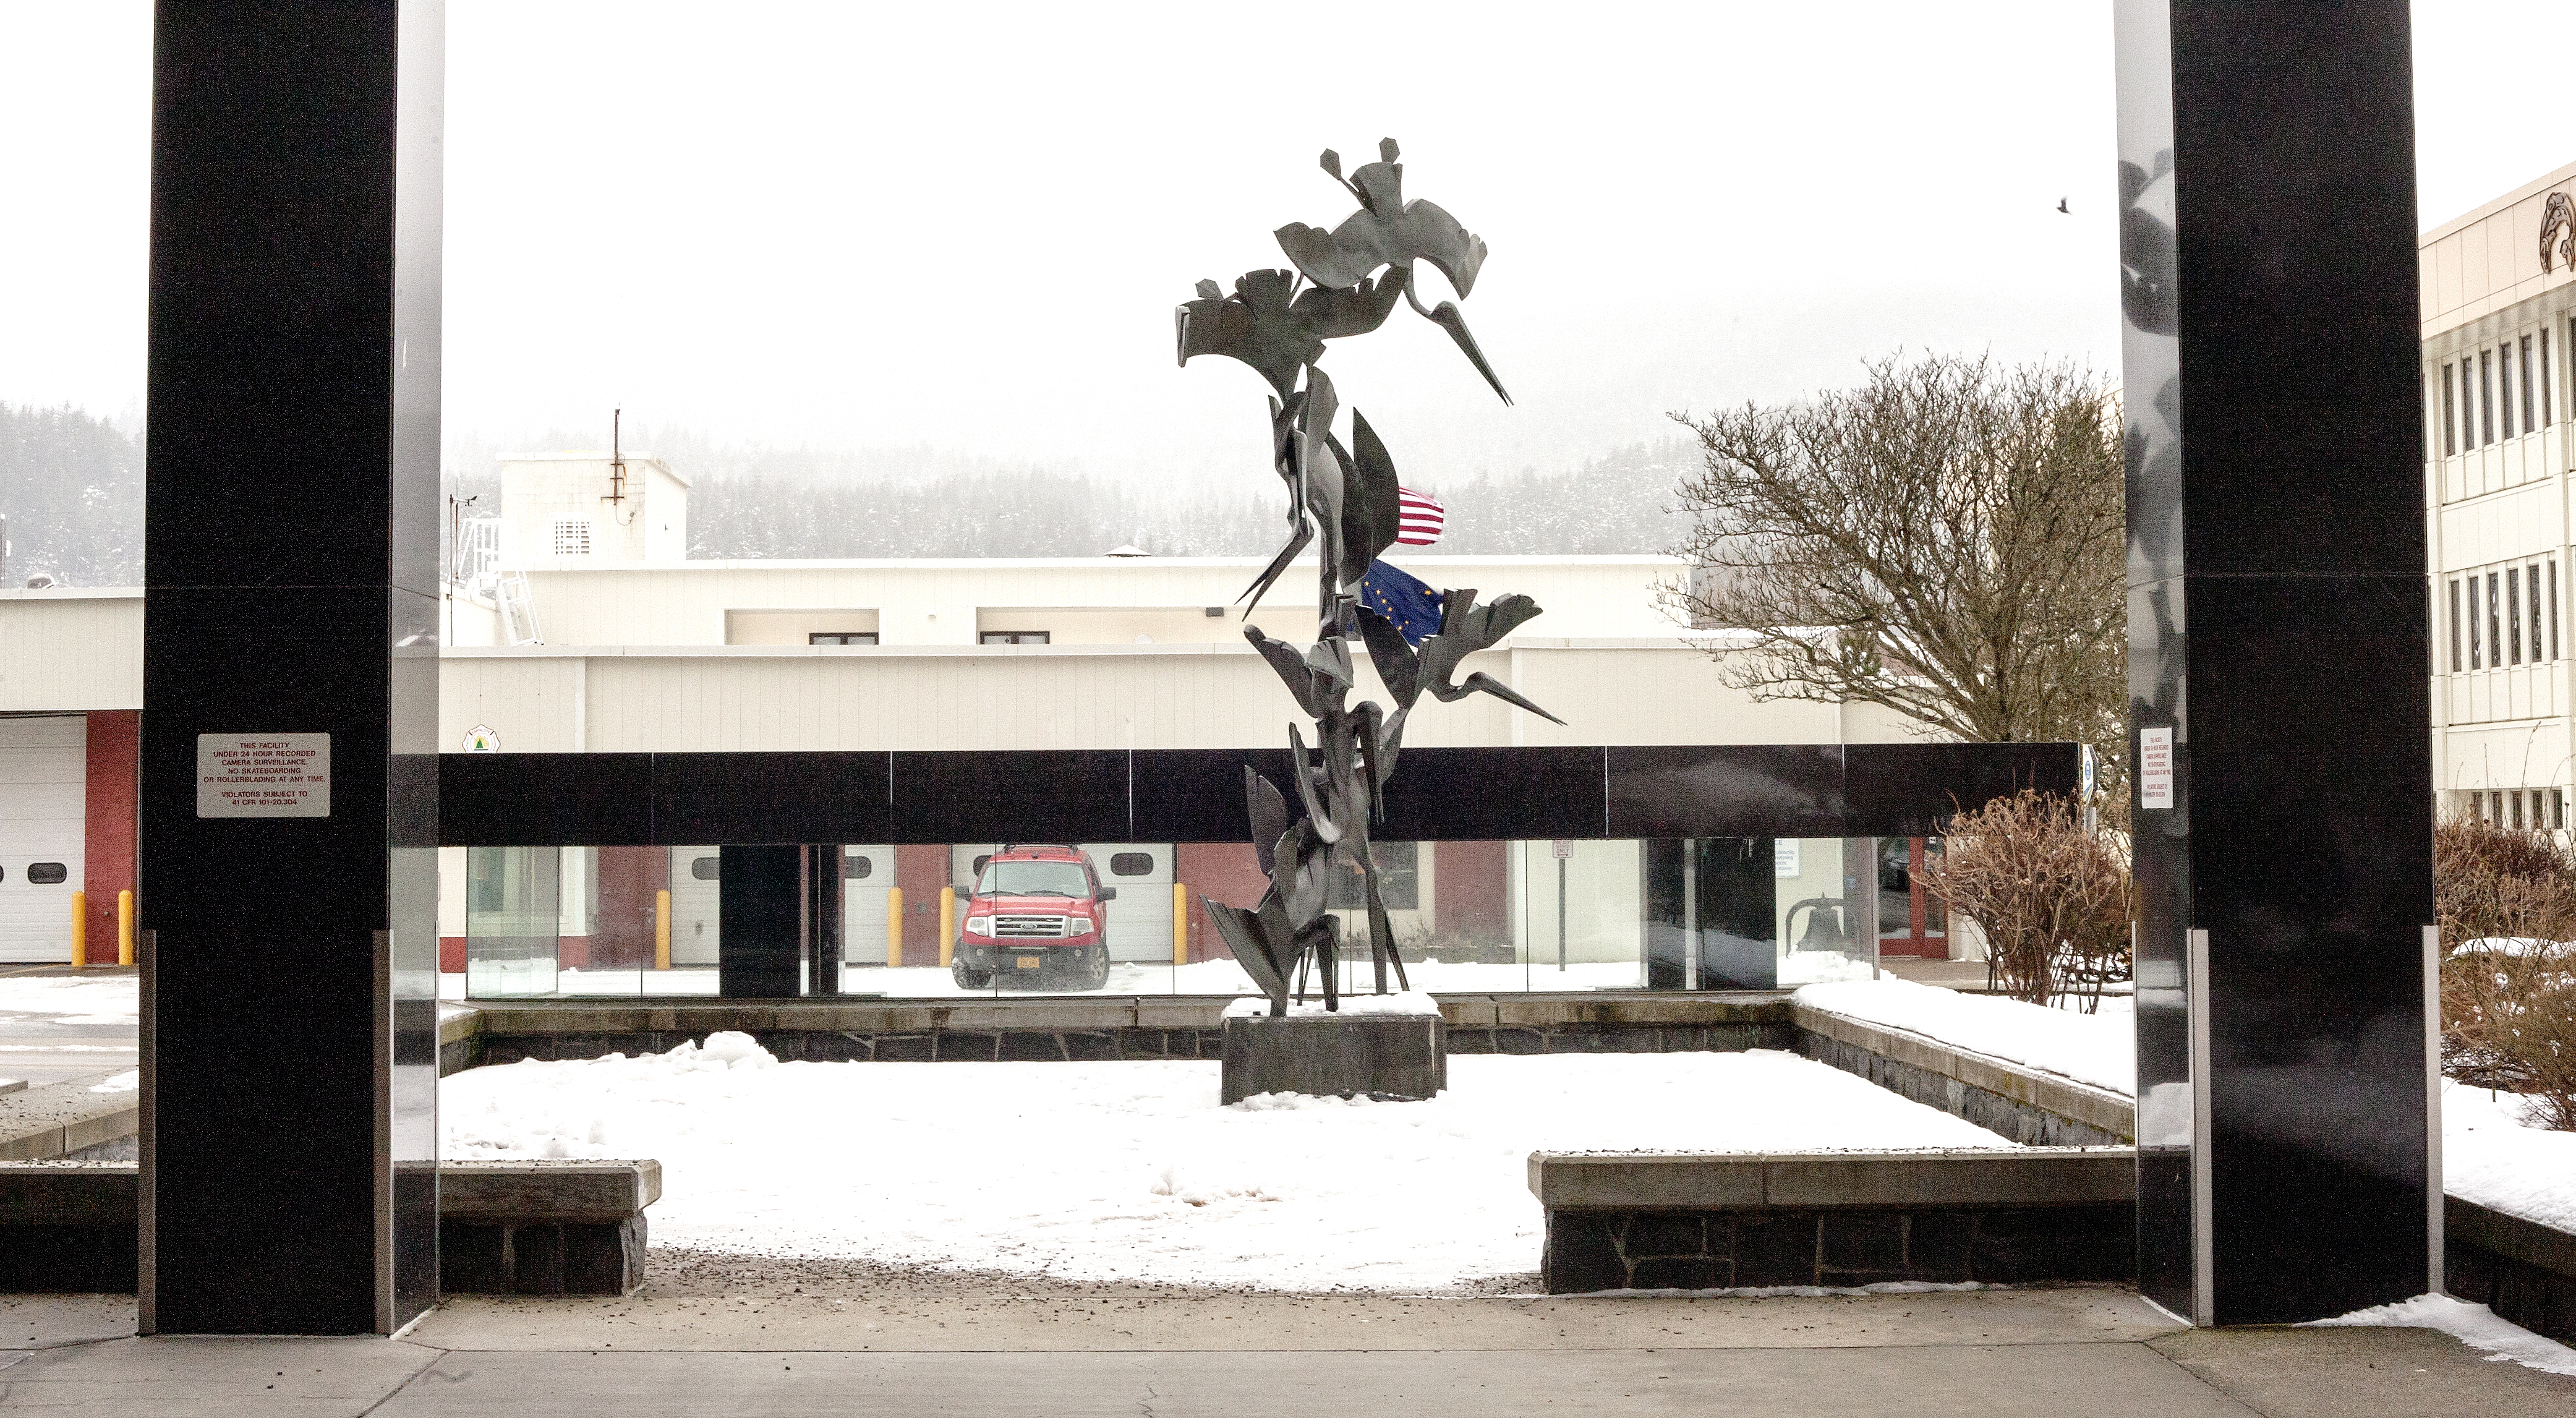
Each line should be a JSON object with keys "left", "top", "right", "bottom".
{"left": 1175, "top": 842, "right": 1266, "bottom": 962}
{"left": 1432, "top": 840, "right": 1509, "bottom": 949}
{"left": 893, "top": 845, "right": 950, "bottom": 963}
{"left": 591, "top": 847, "right": 667, "bottom": 969}
{"left": 440, "top": 936, "right": 466, "bottom": 972}
{"left": 82, "top": 711, "right": 139, "bottom": 959}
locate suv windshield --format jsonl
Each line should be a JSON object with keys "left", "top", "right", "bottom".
{"left": 978, "top": 860, "right": 1090, "bottom": 897}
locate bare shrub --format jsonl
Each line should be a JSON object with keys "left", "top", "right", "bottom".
{"left": 1921, "top": 790, "right": 2131, "bottom": 1011}
{"left": 2436, "top": 816, "right": 2576, "bottom": 1131}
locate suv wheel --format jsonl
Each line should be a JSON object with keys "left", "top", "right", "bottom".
{"left": 952, "top": 962, "right": 994, "bottom": 989}
{"left": 1081, "top": 942, "right": 1111, "bottom": 989}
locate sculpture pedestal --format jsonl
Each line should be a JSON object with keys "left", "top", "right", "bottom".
{"left": 1219, "top": 1003, "right": 1447, "bottom": 1105}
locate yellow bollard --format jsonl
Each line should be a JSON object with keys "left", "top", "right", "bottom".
{"left": 887, "top": 886, "right": 904, "bottom": 968}
{"left": 654, "top": 889, "right": 672, "bottom": 970}
{"left": 1174, "top": 882, "right": 1188, "bottom": 967}
{"left": 117, "top": 890, "right": 134, "bottom": 967}
{"left": 69, "top": 891, "right": 86, "bottom": 968}
{"left": 939, "top": 886, "right": 956, "bottom": 968}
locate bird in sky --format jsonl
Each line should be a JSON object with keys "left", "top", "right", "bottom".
{"left": 2057, "top": 197, "right": 2070, "bottom": 214}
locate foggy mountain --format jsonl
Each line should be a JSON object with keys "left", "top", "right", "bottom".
{"left": 448, "top": 430, "right": 1700, "bottom": 560}
{"left": 0, "top": 403, "right": 142, "bottom": 587}
{"left": 0, "top": 409, "right": 1696, "bottom": 588}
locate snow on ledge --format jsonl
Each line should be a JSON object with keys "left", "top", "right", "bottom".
{"left": 1222, "top": 990, "right": 1444, "bottom": 1020}
{"left": 2308, "top": 1293, "right": 2576, "bottom": 1377}
{"left": 1793, "top": 977, "right": 2133, "bottom": 1096}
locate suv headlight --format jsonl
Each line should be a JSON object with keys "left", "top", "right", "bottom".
{"left": 964, "top": 915, "right": 992, "bottom": 936}
{"left": 1061, "top": 916, "right": 1093, "bottom": 936}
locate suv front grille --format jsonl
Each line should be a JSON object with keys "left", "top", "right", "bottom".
{"left": 993, "top": 915, "right": 1069, "bottom": 938}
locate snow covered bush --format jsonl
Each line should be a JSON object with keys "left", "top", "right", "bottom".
{"left": 2436, "top": 817, "right": 2576, "bottom": 1131}
{"left": 1920, "top": 790, "right": 2130, "bottom": 1011}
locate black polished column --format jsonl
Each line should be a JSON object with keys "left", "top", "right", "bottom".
{"left": 2117, "top": 1, "right": 2436, "bottom": 1325}
{"left": 140, "top": 1, "right": 441, "bottom": 1334}
{"left": 717, "top": 845, "right": 803, "bottom": 997}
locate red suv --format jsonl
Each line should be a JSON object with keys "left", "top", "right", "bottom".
{"left": 951, "top": 844, "right": 1117, "bottom": 990}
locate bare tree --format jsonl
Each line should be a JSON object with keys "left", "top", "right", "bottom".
{"left": 1665, "top": 353, "right": 2126, "bottom": 809}
{"left": 1921, "top": 790, "right": 2132, "bottom": 1011}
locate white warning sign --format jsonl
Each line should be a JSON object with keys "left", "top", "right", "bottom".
{"left": 2139, "top": 726, "right": 2174, "bottom": 811}
{"left": 196, "top": 733, "right": 331, "bottom": 818}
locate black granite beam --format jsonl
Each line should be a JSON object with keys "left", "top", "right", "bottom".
{"left": 438, "top": 744, "right": 2078, "bottom": 846}
{"left": 140, "top": 1, "right": 440, "bottom": 1333}
{"left": 2116, "top": 0, "right": 2436, "bottom": 1325}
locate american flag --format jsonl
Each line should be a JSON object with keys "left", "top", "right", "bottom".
{"left": 1394, "top": 487, "right": 1444, "bottom": 546}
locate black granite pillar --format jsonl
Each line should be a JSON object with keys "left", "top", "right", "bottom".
{"left": 139, "top": 1, "right": 441, "bottom": 1334}
{"left": 718, "top": 845, "right": 803, "bottom": 997}
{"left": 2116, "top": 1, "right": 2437, "bottom": 1325}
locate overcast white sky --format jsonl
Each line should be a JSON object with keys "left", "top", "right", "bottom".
{"left": 4, "top": 2, "right": 2573, "bottom": 487}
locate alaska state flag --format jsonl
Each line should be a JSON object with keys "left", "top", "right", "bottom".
{"left": 1357, "top": 560, "right": 1444, "bottom": 646}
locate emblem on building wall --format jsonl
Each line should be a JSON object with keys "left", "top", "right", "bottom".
{"left": 2544, "top": 190, "right": 2574, "bottom": 273}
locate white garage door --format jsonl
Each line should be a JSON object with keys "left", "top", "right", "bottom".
{"left": 841, "top": 844, "right": 895, "bottom": 964}
{"left": 0, "top": 717, "right": 86, "bottom": 963}
{"left": 1080, "top": 842, "right": 1174, "bottom": 963}
{"left": 667, "top": 846, "right": 723, "bottom": 965}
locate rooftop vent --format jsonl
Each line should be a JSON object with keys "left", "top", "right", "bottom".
{"left": 1104, "top": 543, "right": 1150, "bottom": 557}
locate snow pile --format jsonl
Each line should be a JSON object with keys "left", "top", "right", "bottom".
{"left": 1793, "top": 977, "right": 2132, "bottom": 1095}
{"left": 88, "top": 1069, "right": 139, "bottom": 1093}
{"left": 2444, "top": 1081, "right": 2576, "bottom": 1234}
{"left": 1221, "top": 990, "right": 1442, "bottom": 1019}
{"left": 0, "top": 976, "right": 139, "bottom": 1026}
{"left": 441, "top": 1046, "right": 2014, "bottom": 1291}
{"left": 2309, "top": 1292, "right": 2576, "bottom": 1377}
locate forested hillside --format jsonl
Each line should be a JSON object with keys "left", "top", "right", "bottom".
{"left": 0, "top": 403, "right": 142, "bottom": 586}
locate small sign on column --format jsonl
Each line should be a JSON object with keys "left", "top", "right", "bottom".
{"left": 195, "top": 733, "right": 331, "bottom": 818}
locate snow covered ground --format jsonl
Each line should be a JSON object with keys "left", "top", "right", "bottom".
{"left": 0, "top": 976, "right": 137, "bottom": 1026}
{"left": 441, "top": 1041, "right": 2015, "bottom": 1292}
{"left": 2312, "top": 1292, "right": 2576, "bottom": 1377}
{"left": 1794, "top": 976, "right": 2134, "bottom": 1094}
{"left": 2446, "top": 1080, "right": 2576, "bottom": 1234}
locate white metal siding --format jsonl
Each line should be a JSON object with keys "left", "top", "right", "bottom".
{"left": 0, "top": 716, "right": 87, "bottom": 962}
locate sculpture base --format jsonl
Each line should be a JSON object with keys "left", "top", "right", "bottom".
{"left": 1219, "top": 1012, "right": 1448, "bottom": 1105}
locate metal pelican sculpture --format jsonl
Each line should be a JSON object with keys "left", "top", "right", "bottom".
{"left": 1179, "top": 138, "right": 1561, "bottom": 1016}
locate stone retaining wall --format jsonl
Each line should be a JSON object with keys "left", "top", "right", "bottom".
{"left": 2444, "top": 1194, "right": 2576, "bottom": 1345}
{"left": 445, "top": 994, "right": 1799, "bottom": 1070}
{"left": 1529, "top": 1149, "right": 2139, "bottom": 1294}
{"left": 1793, "top": 1004, "right": 2133, "bottom": 1147}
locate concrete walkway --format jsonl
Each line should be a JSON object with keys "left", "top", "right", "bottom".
{"left": 5, "top": 1285, "right": 2572, "bottom": 1416}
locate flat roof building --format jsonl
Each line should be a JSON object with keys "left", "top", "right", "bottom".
{"left": 2423, "top": 159, "right": 2576, "bottom": 829}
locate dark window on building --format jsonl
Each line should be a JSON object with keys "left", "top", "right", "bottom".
{"left": 2544, "top": 328, "right": 2555, "bottom": 427}
{"left": 2463, "top": 356, "right": 2480, "bottom": 447}
{"left": 2470, "top": 574, "right": 2484, "bottom": 668}
{"left": 2523, "top": 335, "right": 2538, "bottom": 433}
{"left": 2510, "top": 567, "right": 2523, "bottom": 664}
{"left": 2502, "top": 345, "right": 2518, "bottom": 438}
{"left": 2491, "top": 571, "right": 2503, "bottom": 667}
{"left": 1326, "top": 840, "right": 1419, "bottom": 911}
{"left": 1108, "top": 852, "right": 1156, "bottom": 876}
{"left": 25, "top": 863, "right": 67, "bottom": 885}
{"left": 2482, "top": 349, "right": 2496, "bottom": 444}
{"left": 809, "top": 632, "right": 879, "bottom": 646}
{"left": 2449, "top": 578, "right": 2462, "bottom": 671}
{"left": 2556, "top": 788, "right": 2567, "bottom": 831}
{"left": 980, "top": 631, "right": 1050, "bottom": 644}
{"left": 844, "top": 853, "right": 874, "bottom": 879}
{"left": 2531, "top": 563, "right": 2545, "bottom": 663}
{"left": 2441, "top": 363, "right": 2457, "bottom": 455}
{"left": 690, "top": 856, "right": 720, "bottom": 881}
{"left": 2552, "top": 561, "right": 2561, "bottom": 660}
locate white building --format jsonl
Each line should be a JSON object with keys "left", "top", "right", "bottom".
{"left": 2423, "top": 160, "right": 2576, "bottom": 827}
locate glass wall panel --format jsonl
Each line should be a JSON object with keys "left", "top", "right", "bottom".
{"left": 459, "top": 836, "right": 1898, "bottom": 999}
{"left": 463, "top": 845, "right": 560, "bottom": 998}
